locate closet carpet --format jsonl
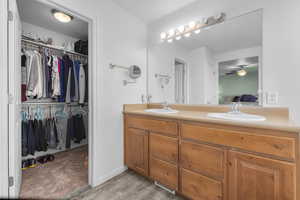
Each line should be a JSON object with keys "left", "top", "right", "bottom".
{"left": 71, "top": 170, "right": 185, "bottom": 200}
{"left": 20, "top": 146, "right": 88, "bottom": 199}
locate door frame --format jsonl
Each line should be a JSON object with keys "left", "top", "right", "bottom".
{"left": 0, "top": 0, "right": 9, "bottom": 197}
{"left": 5, "top": 0, "right": 97, "bottom": 197}
{"left": 174, "top": 58, "right": 188, "bottom": 104}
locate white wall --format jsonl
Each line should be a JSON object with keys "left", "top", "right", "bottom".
{"left": 47, "top": 0, "right": 147, "bottom": 186}
{"left": 148, "top": 0, "right": 300, "bottom": 122}
{"left": 22, "top": 22, "right": 80, "bottom": 47}
{"left": 148, "top": 43, "right": 189, "bottom": 103}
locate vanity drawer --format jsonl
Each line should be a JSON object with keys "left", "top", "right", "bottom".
{"left": 150, "top": 133, "right": 178, "bottom": 164}
{"left": 127, "top": 116, "right": 178, "bottom": 136}
{"left": 181, "top": 168, "right": 223, "bottom": 200}
{"left": 180, "top": 141, "right": 225, "bottom": 179}
{"left": 150, "top": 157, "right": 178, "bottom": 190}
{"left": 181, "top": 123, "right": 296, "bottom": 160}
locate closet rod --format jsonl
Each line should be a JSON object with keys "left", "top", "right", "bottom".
{"left": 21, "top": 38, "right": 88, "bottom": 58}
{"left": 22, "top": 102, "right": 88, "bottom": 106}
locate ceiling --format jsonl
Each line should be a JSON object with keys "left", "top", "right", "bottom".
{"left": 111, "top": 0, "right": 198, "bottom": 23}
{"left": 175, "top": 10, "right": 262, "bottom": 53}
{"left": 17, "top": 0, "right": 88, "bottom": 40}
{"left": 219, "top": 56, "right": 259, "bottom": 76}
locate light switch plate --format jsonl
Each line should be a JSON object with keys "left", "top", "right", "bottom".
{"left": 267, "top": 92, "right": 279, "bottom": 105}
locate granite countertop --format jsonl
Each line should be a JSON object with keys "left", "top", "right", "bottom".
{"left": 124, "top": 109, "right": 300, "bottom": 133}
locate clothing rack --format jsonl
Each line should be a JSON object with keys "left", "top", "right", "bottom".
{"left": 21, "top": 38, "right": 88, "bottom": 62}
{"left": 22, "top": 102, "right": 88, "bottom": 106}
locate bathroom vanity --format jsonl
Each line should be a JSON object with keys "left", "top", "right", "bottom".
{"left": 123, "top": 104, "right": 300, "bottom": 200}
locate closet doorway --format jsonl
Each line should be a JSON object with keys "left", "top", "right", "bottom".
{"left": 8, "top": 0, "right": 94, "bottom": 198}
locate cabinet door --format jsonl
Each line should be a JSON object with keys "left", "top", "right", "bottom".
{"left": 125, "top": 128, "right": 149, "bottom": 176}
{"left": 228, "top": 151, "right": 295, "bottom": 200}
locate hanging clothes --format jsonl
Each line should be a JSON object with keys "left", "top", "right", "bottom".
{"left": 25, "top": 50, "right": 44, "bottom": 99}
{"left": 55, "top": 117, "right": 68, "bottom": 150}
{"left": 79, "top": 64, "right": 86, "bottom": 104}
{"left": 52, "top": 56, "right": 61, "bottom": 97}
{"left": 48, "top": 119, "right": 59, "bottom": 149}
{"left": 21, "top": 120, "right": 29, "bottom": 156}
{"left": 21, "top": 54, "right": 27, "bottom": 102}
{"left": 73, "top": 61, "right": 80, "bottom": 102}
{"left": 84, "top": 63, "right": 88, "bottom": 102}
{"left": 73, "top": 114, "right": 86, "bottom": 143}
{"left": 63, "top": 55, "right": 75, "bottom": 103}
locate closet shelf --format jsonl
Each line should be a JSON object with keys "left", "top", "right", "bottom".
{"left": 21, "top": 38, "right": 88, "bottom": 58}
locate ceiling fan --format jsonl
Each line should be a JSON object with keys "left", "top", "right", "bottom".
{"left": 225, "top": 64, "right": 257, "bottom": 76}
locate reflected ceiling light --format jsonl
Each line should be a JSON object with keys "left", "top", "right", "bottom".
{"left": 52, "top": 9, "right": 73, "bottom": 23}
{"left": 167, "top": 38, "right": 173, "bottom": 43}
{"left": 237, "top": 69, "right": 247, "bottom": 76}
{"left": 160, "top": 32, "right": 167, "bottom": 40}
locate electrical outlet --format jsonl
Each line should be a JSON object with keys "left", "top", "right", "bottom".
{"left": 267, "top": 92, "right": 279, "bottom": 105}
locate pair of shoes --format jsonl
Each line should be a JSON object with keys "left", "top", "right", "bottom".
{"left": 22, "top": 158, "right": 37, "bottom": 170}
{"left": 36, "top": 154, "right": 55, "bottom": 164}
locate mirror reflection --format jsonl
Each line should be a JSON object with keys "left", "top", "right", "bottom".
{"left": 147, "top": 10, "right": 262, "bottom": 106}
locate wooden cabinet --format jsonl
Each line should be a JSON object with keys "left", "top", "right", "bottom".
{"left": 124, "top": 114, "right": 298, "bottom": 200}
{"left": 228, "top": 151, "right": 296, "bottom": 200}
{"left": 149, "top": 132, "right": 179, "bottom": 190}
{"left": 125, "top": 127, "right": 149, "bottom": 176}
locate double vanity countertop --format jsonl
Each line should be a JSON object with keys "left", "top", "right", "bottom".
{"left": 124, "top": 104, "right": 300, "bottom": 133}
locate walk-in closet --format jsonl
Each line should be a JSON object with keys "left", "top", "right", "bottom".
{"left": 16, "top": 0, "right": 90, "bottom": 198}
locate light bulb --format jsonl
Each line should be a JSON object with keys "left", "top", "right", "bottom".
{"left": 175, "top": 36, "right": 182, "bottom": 40}
{"left": 237, "top": 69, "right": 247, "bottom": 76}
{"left": 194, "top": 29, "right": 201, "bottom": 34}
{"left": 184, "top": 32, "right": 191, "bottom": 38}
{"left": 52, "top": 10, "right": 73, "bottom": 23}
{"left": 178, "top": 25, "right": 185, "bottom": 33}
{"left": 167, "top": 39, "right": 173, "bottom": 43}
{"left": 160, "top": 32, "right": 167, "bottom": 40}
{"left": 189, "top": 21, "right": 196, "bottom": 29}
{"left": 168, "top": 29, "right": 175, "bottom": 37}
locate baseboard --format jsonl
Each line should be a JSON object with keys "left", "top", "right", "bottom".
{"left": 92, "top": 166, "right": 128, "bottom": 187}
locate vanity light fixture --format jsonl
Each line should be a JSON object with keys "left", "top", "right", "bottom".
{"left": 160, "top": 12, "right": 226, "bottom": 43}
{"left": 52, "top": 9, "right": 73, "bottom": 23}
{"left": 194, "top": 29, "right": 201, "bottom": 34}
{"left": 160, "top": 32, "right": 167, "bottom": 40}
{"left": 184, "top": 32, "right": 191, "bottom": 38}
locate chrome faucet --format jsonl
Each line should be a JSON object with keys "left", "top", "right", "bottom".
{"left": 162, "top": 101, "right": 170, "bottom": 110}
{"left": 231, "top": 102, "right": 241, "bottom": 113}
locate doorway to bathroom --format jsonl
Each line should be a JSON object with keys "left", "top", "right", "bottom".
{"left": 7, "top": 0, "right": 94, "bottom": 198}
{"left": 174, "top": 58, "right": 187, "bottom": 104}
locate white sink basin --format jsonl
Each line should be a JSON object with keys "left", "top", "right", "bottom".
{"left": 207, "top": 112, "right": 266, "bottom": 122}
{"left": 144, "top": 108, "right": 179, "bottom": 114}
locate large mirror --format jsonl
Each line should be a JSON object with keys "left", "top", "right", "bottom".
{"left": 147, "top": 10, "right": 262, "bottom": 106}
